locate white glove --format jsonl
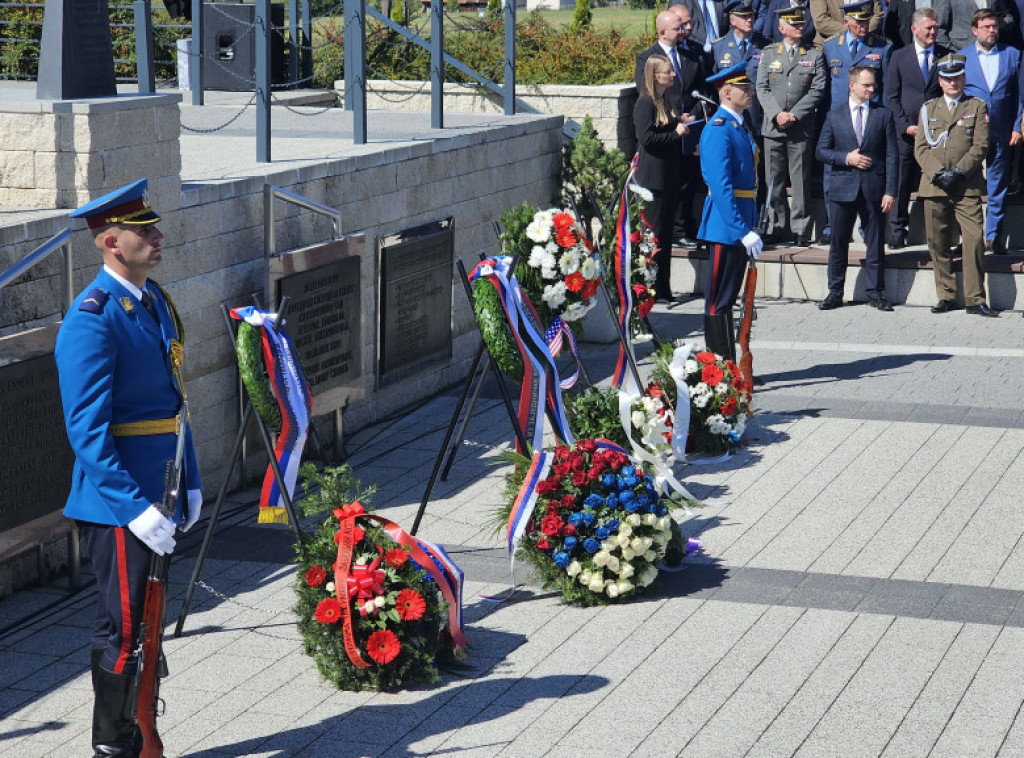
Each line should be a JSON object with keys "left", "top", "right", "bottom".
{"left": 128, "top": 505, "right": 177, "bottom": 555}
{"left": 741, "top": 231, "right": 763, "bottom": 260}
{"left": 182, "top": 489, "right": 203, "bottom": 533}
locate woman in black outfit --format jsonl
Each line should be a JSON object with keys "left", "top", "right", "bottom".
{"left": 634, "top": 54, "right": 691, "bottom": 301}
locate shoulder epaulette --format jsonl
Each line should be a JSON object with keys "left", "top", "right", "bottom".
{"left": 78, "top": 288, "right": 109, "bottom": 314}
{"left": 714, "top": 34, "right": 730, "bottom": 45}
{"left": 712, "top": 116, "right": 727, "bottom": 125}
{"left": 825, "top": 33, "right": 843, "bottom": 44}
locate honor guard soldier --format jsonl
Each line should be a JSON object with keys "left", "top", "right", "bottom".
{"left": 713, "top": 0, "right": 771, "bottom": 230}
{"left": 56, "top": 179, "right": 203, "bottom": 757}
{"left": 757, "top": 5, "right": 827, "bottom": 245}
{"left": 698, "top": 62, "right": 763, "bottom": 360}
{"left": 914, "top": 54, "right": 997, "bottom": 316}
{"left": 820, "top": 0, "right": 892, "bottom": 242}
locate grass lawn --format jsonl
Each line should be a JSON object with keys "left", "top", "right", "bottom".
{"left": 535, "top": 6, "right": 656, "bottom": 37}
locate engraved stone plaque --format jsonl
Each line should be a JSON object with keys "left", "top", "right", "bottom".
{"left": 269, "top": 236, "right": 365, "bottom": 411}
{"left": 36, "top": 0, "right": 117, "bottom": 100}
{"left": 0, "top": 327, "right": 74, "bottom": 533}
{"left": 377, "top": 218, "right": 454, "bottom": 387}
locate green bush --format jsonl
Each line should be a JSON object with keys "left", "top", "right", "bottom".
{"left": 0, "top": 0, "right": 44, "bottom": 80}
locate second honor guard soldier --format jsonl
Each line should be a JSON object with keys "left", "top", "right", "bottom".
{"left": 914, "top": 54, "right": 997, "bottom": 316}
{"left": 698, "top": 62, "right": 763, "bottom": 360}
{"left": 56, "top": 179, "right": 203, "bottom": 757}
{"left": 757, "top": 5, "right": 826, "bottom": 245}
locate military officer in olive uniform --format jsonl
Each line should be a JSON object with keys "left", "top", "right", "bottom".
{"left": 820, "top": 0, "right": 892, "bottom": 242}
{"left": 914, "top": 53, "right": 997, "bottom": 316}
{"left": 757, "top": 6, "right": 827, "bottom": 245}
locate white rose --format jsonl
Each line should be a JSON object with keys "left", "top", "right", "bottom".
{"left": 566, "top": 560, "right": 582, "bottom": 577}
{"left": 374, "top": 595, "right": 386, "bottom": 608}
{"left": 588, "top": 577, "right": 605, "bottom": 593}
{"left": 616, "top": 533, "right": 631, "bottom": 548}
{"left": 616, "top": 579, "right": 634, "bottom": 594}
{"left": 626, "top": 514, "right": 642, "bottom": 527}
{"left": 639, "top": 564, "right": 658, "bottom": 587}
{"left": 644, "top": 549, "right": 657, "bottom": 562}
{"left": 325, "top": 582, "right": 335, "bottom": 593}
{"left": 643, "top": 514, "right": 656, "bottom": 526}
{"left": 618, "top": 563, "right": 635, "bottom": 579}
{"left": 605, "top": 582, "right": 620, "bottom": 598}
{"left": 579, "top": 570, "right": 591, "bottom": 585}
{"left": 620, "top": 546, "right": 636, "bottom": 561}
{"left": 606, "top": 556, "right": 620, "bottom": 573}
{"left": 619, "top": 523, "right": 633, "bottom": 538}
{"left": 603, "top": 537, "right": 620, "bottom": 552}
{"left": 631, "top": 410, "right": 646, "bottom": 428}
{"left": 592, "top": 550, "right": 610, "bottom": 567}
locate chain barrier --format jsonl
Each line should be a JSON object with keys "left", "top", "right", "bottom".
{"left": 269, "top": 91, "right": 341, "bottom": 115}
{"left": 180, "top": 93, "right": 257, "bottom": 132}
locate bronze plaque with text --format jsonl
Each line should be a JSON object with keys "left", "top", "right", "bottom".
{"left": 377, "top": 218, "right": 454, "bottom": 387}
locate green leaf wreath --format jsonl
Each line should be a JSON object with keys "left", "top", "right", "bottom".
{"left": 472, "top": 278, "right": 524, "bottom": 382}
{"left": 235, "top": 321, "right": 282, "bottom": 433}
{"left": 293, "top": 464, "right": 452, "bottom": 691}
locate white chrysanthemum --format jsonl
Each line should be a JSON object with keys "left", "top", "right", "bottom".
{"left": 631, "top": 410, "right": 646, "bottom": 428}
{"left": 641, "top": 397, "right": 658, "bottom": 414}
{"left": 689, "top": 382, "right": 709, "bottom": 397}
{"left": 692, "top": 391, "right": 712, "bottom": 409}
{"left": 715, "top": 382, "right": 729, "bottom": 395}
{"left": 526, "top": 220, "right": 550, "bottom": 243}
{"left": 542, "top": 281, "right": 567, "bottom": 309}
{"left": 559, "top": 251, "right": 581, "bottom": 275}
{"left": 528, "top": 245, "right": 547, "bottom": 268}
{"left": 536, "top": 209, "right": 555, "bottom": 227}
{"left": 684, "top": 359, "right": 699, "bottom": 377}
{"left": 563, "top": 301, "right": 592, "bottom": 322}
{"left": 629, "top": 183, "right": 654, "bottom": 202}
{"left": 580, "top": 256, "right": 598, "bottom": 279}
{"left": 545, "top": 241, "right": 558, "bottom": 254}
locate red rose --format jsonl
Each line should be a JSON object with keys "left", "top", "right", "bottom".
{"left": 587, "top": 467, "right": 602, "bottom": 481}
{"left": 647, "top": 384, "right": 662, "bottom": 399}
{"left": 632, "top": 283, "right": 648, "bottom": 300}
{"left": 637, "top": 296, "right": 654, "bottom": 318}
{"left": 384, "top": 549, "right": 408, "bottom": 568}
{"left": 722, "top": 397, "right": 738, "bottom": 418}
{"left": 305, "top": 565, "right": 327, "bottom": 587}
{"left": 541, "top": 514, "right": 564, "bottom": 536}
{"left": 366, "top": 629, "right": 401, "bottom": 664}
{"left": 563, "top": 523, "right": 576, "bottom": 536}
{"left": 546, "top": 500, "right": 559, "bottom": 514}
{"left": 725, "top": 359, "right": 739, "bottom": 375}
{"left": 313, "top": 597, "right": 342, "bottom": 625}
{"left": 630, "top": 230, "right": 642, "bottom": 244}
{"left": 702, "top": 364, "right": 725, "bottom": 387}
{"left": 572, "top": 471, "right": 587, "bottom": 487}
{"left": 553, "top": 461, "right": 571, "bottom": 477}
{"left": 395, "top": 589, "right": 426, "bottom": 621}
{"left": 580, "top": 440, "right": 597, "bottom": 453}
{"left": 696, "top": 351, "right": 717, "bottom": 365}
{"left": 536, "top": 478, "right": 559, "bottom": 495}
{"left": 536, "top": 537, "right": 552, "bottom": 551}
{"left": 554, "top": 445, "right": 570, "bottom": 460}
{"left": 561, "top": 494, "right": 576, "bottom": 509}
{"left": 565, "top": 272, "right": 585, "bottom": 293}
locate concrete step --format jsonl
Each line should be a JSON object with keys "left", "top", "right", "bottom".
{"left": 671, "top": 242, "right": 1024, "bottom": 310}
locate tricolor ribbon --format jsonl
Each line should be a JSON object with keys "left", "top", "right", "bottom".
{"left": 469, "top": 257, "right": 574, "bottom": 453}
{"left": 332, "top": 503, "right": 468, "bottom": 670}
{"left": 230, "top": 306, "right": 313, "bottom": 525}
{"left": 505, "top": 450, "right": 554, "bottom": 572}
{"left": 612, "top": 154, "right": 644, "bottom": 389}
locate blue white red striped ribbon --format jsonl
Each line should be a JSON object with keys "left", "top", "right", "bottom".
{"left": 612, "top": 155, "right": 640, "bottom": 389}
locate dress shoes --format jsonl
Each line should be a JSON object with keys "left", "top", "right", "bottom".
{"left": 818, "top": 293, "right": 843, "bottom": 310}
{"left": 931, "top": 299, "right": 957, "bottom": 314}
{"left": 889, "top": 231, "right": 907, "bottom": 249}
{"left": 676, "top": 236, "right": 698, "bottom": 248}
{"left": 795, "top": 233, "right": 812, "bottom": 247}
{"left": 867, "top": 295, "right": 894, "bottom": 311}
{"left": 818, "top": 227, "right": 832, "bottom": 245}
{"left": 986, "top": 237, "right": 1007, "bottom": 255}
{"left": 764, "top": 230, "right": 793, "bottom": 245}
{"left": 966, "top": 303, "right": 999, "bottom": 317}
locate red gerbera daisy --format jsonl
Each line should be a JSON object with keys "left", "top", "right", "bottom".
{"left": 313, "top": 597, "right": 342, "bottom": 625}
{"left": 384, "top": 548, "right": 409, "bottom": 568}
{"left": 395, "top": 589, "right": 426, "bottom": 621}
{"left": 366, "top": 629, "right": 401, "bottom": 664}
{"left": 305, "top": 565, "right": 327, "bottom": 587}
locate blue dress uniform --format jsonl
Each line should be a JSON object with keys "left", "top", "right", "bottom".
{"left": 698, "top": 63, "right": 760, "bottom": 359}
{"left": 56, "top": 179, "right": 199, "bottom": 758}
{"left": 712, "top": 0, "right": 770, "bottom": 222}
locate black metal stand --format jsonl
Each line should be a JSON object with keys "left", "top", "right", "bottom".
{"left": 173, "top": 299, "right": 307, "bottom": 637}
{"left": 410, "top": 258, "right": 529, "bottom": 535}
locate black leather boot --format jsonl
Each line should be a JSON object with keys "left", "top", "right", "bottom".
{"left": 91, "top": 655, "right": 139, "bottom": 758}
{"left": 703, "top": 313, "right": 733, "bottom": 361}
{"left": 723, "top": 310, "right": 738, "bottom": 363}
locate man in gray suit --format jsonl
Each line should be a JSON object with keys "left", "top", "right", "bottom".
{"left": 933, "top": 0, "right": 1016, "bottom": 51}
{"left": 816, "top": 64, "right": 899, "bottom": 310}
{"left": 757, "top": 6, "right": 827, "bottom": 245}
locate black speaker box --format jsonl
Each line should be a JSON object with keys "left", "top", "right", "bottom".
{"left": 201, "top": 2, "right": 286, "bottom": 91}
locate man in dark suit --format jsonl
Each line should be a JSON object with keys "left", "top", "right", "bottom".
{"left": 883, "top": 0, "right": 916, "bottom": 47}
{"left": 883, "top": 8, "right": 946, "bottom": 248}
{"left": 671, "top": 0, "right": 729, "bottom": 51}
{"left": 816, "top": 64, "right": 898, "bottom": 310}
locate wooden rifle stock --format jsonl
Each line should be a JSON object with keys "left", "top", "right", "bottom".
{"left": 135, "top": 553, "right": 167, "bottom": 758}
{"left": 738, "top": 259, "right": 756, "bottom": 394}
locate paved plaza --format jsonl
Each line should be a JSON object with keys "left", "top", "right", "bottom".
{"left": 3, "top": 294, "right": 1024, "bottom": 757}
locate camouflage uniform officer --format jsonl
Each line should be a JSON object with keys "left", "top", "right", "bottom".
{"left": 757, "top": 6, "right": 827, "bottom": 245}
{"left": 914, "top": 53, "right": 996, "bottom": 316}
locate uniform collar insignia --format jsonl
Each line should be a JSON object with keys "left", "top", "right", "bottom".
{"left": 119, "top": 296, "right": 135, "bottom": 314}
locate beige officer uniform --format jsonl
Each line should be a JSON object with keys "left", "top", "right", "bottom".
{"left": 914, "top": 95, "right": 989, "bottom": 306}
{"left": 757, "top": 41, "right": 827, "bottom": 238}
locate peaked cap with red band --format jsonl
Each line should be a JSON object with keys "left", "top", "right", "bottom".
{"left": 69, "top": 178, "right": 161, "bottom": 230}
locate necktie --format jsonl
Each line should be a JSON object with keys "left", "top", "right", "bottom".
{"left": 669, "top": 46, "right": 683, "bottom": 81}
{"left": 739, "top": 39, "right": 748, "bottom": 57}
{"left": 921, "top": 48, "right": 930, "bottom": 81}
{"left": 851, "top": 39, "right": 860, "bottom": 59}
{"left": 854, "top": 104, "right": 864, "bottom": 144}
{"left": 702, "top": 0, "right": 718, "bottom": 51}
{"left": 789, "top": 46, "right": 796, "bottom": 61}
{"left": 140, "top": 291, "right": 160, "bottom": 324}
{"left": 948, "top": 98, "right": 956, "bottom": 111}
